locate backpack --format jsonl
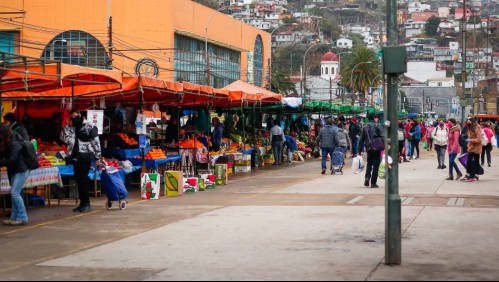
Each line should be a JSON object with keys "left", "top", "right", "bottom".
{"left": 397, "top": 129, "right": 405, "bottom": 141}
{"left": 13, "top": 130, "right": 39, "bottom": 170}
{"left": 15, "top": 137, "right": 39, "bottom": 170}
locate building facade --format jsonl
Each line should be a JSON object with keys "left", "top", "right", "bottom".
{"left": 0, "top": 0, "right": 271, "bottom": 88}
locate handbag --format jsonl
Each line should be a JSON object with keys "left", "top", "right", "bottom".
{"left": 458, "top": 153, "right": 468, "bottom": 168}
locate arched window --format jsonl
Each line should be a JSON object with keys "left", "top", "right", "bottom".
{"left": 41, "top": 30, "right": 110, "bottom": 69}
{"left": 325, "top": 68, "right": 328, "bottom": 75}
{"left": 253, "top": 35, "right": 264, "bottom": 87}
{"left": 331, "top": 67, "right": 335, "bottom": 75}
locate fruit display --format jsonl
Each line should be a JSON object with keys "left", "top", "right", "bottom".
{"left": 100, "top": 158, "right": 123, "bottom": 170}
{"left": 116, "top": 133, "right": 138, "bottom": 146}
{"left": 39, "top": 154, "right": 66, "bottom": 167}
{"left": 179, "top": 139, "right": 205, "bottom": 149}
{"left": 144, "top": 148, "right": 167, "bottom": 160}
{"left": 37, "top": 155, "right": 53, "bottom": 168}
{"left": 37, "top": 140, "right": 65, "bottom": 153}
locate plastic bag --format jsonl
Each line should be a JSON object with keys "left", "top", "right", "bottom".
{"left": 379, "top": 160, "right": 386, "bottom": 179}
{"left": 423, "top": 140, "right": 428, "bottom": 150}
{"left": 351, "top": 155, "right": 365, "bottom": 174}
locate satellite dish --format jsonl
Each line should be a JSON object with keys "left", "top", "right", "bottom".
{"left": 151, "top": 103, "right": 160, "bottom": 113}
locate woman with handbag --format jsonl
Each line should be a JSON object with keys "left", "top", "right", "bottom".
{"left": 446, "top": 118, "right": 462, "bottom": 180}
{"left": 462, "top": 118, "right": 483, "bottom": 182}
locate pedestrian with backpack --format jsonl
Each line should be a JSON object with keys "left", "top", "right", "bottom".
{"left": 359, "top": 114, "right": 384, "bottom": 188}
{"left": 61, "top": 109, "right": 102, "bottom": 213}
{"left": 432, "top": 120, "right": 449, "bottom": 169}
{"left": 0, "top": 124, "right": 31, "bottom": 226}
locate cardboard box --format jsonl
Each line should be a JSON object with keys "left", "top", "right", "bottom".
{"left": 198, "top": 178, "right": 205, "bottom": 191}
{"left": 215, "top": 164, "right": 228, "bottom": 185}
{"left": 234, "top": 154, "right": 251, "bottom": 161}
{"left": 235, "top": 160, "right": 251, "bottom": 166}
{"left": 141, "top": 173, "right": 160, "bottom": 200}
{"left": 235, "top": 166, "right": 251, "bottom": 173}
{"left": 164, "top": 171, "right": 183, "bottom": 197}
{"left": 200, "top": 174, "right": 216, "bottom": 189}
{"left": 183, "top": 177, "right": 199, "bottom": 193}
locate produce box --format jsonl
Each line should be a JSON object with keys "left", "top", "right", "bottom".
{"left": 164, "top": 171, "right": 183, "bottom": 197}
{"left": 183, "top": 177, "right": 199, "bottom": 193}
{"left": 141, "top": 173, "right": 160, "bottom": 200}
{"left": 235, "top": 166, "right": 251, "bottom": 173}
{"left": 200, "top": 174, "right": 216, "bottom": 189}
{"left": 215, "top": 164, "right": 228, "bottom": 185}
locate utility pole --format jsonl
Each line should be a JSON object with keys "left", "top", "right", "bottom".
{"left": 385, "top": 0, "right": 402, "bottom": 265}
{"left": 107, "top": 0, "right": 113, "bottom": 69}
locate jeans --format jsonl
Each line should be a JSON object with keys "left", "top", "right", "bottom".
{"left": 350, "top": 136, "right": 358, "bottom": 155}
{"left": 497, "top": 134, "right": 499, "bottom": 148}
{"left": 321, "top": 147, "right": 334, "bottom": 170}
{"left": 406, "top": 139, "right": 413, "bottom": 157}
{"left": 272, "top": 142, "right": 283, "bottom": 164}
{"left": 74, "top": 161, "right": 92, "bottom": 206}
{"left": 9, "top": 170, "right": 30, "bottom": 222}
{"left": 435, "top": 145, "right": 447, "bottom": 167}
{"left": 365, "top": 150, "right": 382, "bottom": 185}
{"left": 449, "top": 153, "right": 462, "bottom": 176}
{"left": 410, "top": 139, "right": 420, "bottom": 158}
{"left": 481, "top": 144, "right": 492, "bottom": 165}
{"left": 467, "top": 152, "right": 480, "bottom": 178}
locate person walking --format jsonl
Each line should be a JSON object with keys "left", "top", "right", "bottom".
{"left": 270, "top": 120, "right": 285, "bottom": 166}
{"left": 348, "top": 117, "right": 361, "bottom": 157}
{"left": 446, "top": 118, "right": 462, "bottom": 180}
{"left": 359, "top": 114, "right": 384, "bottom": 188}
{"left": 337, "top": 123, "right": 350, "bottom": 155}
{"left": 316, "top": 118, "right": 339, "bottom": 174}
{"left": 432, "top": 120, "right": 449, "bottom": 169}
{"left": 408, "top": 120, "right": 422, "bottom": 160}
{"left": 61, "top": 109, "right": 102, "bottom": 212}
{"left": 405, "top": 118, "right": 414, "bottom": 159}
{"left": 462, "top": 118, "right": 483, "bottom": 182}
{"left": 398, "top": 121, "right": 410, "bottom": 163}
{"left": 481, "top": 122, "right": 494, "bottom": 167}
{"left": 425, "top": 122, "right": 435, "bottom": 151}
{"left": 0, "top": 124, "right": 31, "bottom": 226}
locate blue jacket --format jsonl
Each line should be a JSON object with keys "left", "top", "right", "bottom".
{"left": 410, "top": 125, "right": 421, "bottom": 140}
{"left": 284, "top": 135, "right": 298, "bottom": 152}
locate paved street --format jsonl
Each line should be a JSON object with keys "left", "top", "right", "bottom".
{"left": 0, "top": 149, "right": 498, "bottom": 281}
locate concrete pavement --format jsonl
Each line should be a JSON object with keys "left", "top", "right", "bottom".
{"left": 0, "top": 149, "right": 498, "bottom": 281}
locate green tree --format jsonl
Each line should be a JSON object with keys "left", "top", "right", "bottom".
{"left": 339, "top": 46, "right": 380, "bottom": 105}
{"left": 270, "top": 71, "right": 296, "bottom": 96}
{"left": 425, "top": 16, "right": 440, "bottom": 36}
{"left": 348, "top": 33, "right": 365, "bottom": 47}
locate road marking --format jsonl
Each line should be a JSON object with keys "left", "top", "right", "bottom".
{"left": 402, "top": 197, "right": 414, "bottom": 205}
{"left": 447, "top": 198, "right": 457, "bottom": 206}
{"left": 347, "top": 196, "right": 364, "bottom": 204}
{"left": 456, "top": 198, "right": 465, "bottom": 206}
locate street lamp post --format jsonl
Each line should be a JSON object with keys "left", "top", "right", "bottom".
{"left": 302, "top": 43, "right": 330, "bottom": 99}
{"left": 205, "top": 6, "right": 229, "bottom": 86}
{"left": 49, "top": 39, "right": 67, "bottom": 61}
{"left": 268, "top": 23, "right": 297, "bottom": 89}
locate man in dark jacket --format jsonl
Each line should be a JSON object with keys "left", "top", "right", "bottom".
{"left": 359, "top": 114, "right": 384, "bottom": 188}
{"left": 316, "top": 118, "right": 339, "bottom": 175}
{"left": 348, "top": 117, "right": 361, "bottom": 157}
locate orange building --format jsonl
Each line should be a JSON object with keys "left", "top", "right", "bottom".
{"left": 0, "top": 0, "right": 271, "bottom": 88}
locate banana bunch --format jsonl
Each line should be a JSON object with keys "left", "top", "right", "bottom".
{"left": 229, "top": 133, "right": 243, "bottom": 144}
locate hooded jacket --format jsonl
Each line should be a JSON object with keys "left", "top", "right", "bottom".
{"left": 0, "top": 138, "right": 29, "bottom": 178}
{"left": 432, "top": 125, "right": 449, "bottom": 146}
{"left": 61, "top": 120, "right": 101, "bottom": 162}
{"left": 467, "top": 125, "right": 483, "bottom": 154}
{"left": 447, "top": 125, "right": 461, "bottom": 154}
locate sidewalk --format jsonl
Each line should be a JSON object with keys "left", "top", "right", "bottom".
{"left": 0, "top": 149, "right": 498, "bottom": 280}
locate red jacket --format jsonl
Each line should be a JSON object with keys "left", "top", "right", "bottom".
{"left": 448, "top": 125, "right": 461, "bottom": 154}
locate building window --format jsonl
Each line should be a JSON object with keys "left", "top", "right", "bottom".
{"left": 41, "top": 30, "right": 110, "bottom": 69}
{"left": 253, "top": 35, "right": 264, "bottom": 87}
{"left": 0, "top": 31, "right": 19, "bottom": 55}
{"left": 174, "top": 34, "right": 240, "bottom": 88}
{"left": 325, "top": 68, "right": 328, "bottom": 75}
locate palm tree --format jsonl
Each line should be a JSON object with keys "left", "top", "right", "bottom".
{"left": 339, "top": 46, "right": 381, "bottom": 106}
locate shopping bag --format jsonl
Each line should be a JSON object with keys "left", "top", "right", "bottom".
{"left": 491, "top": 136, "right": 497, "bottom": 148}
{"left": 351, "top": 155, "right": 365, "bottom": 174}
{"left": 458, "top": 153, "right": 468, "bottom": 168}
{"left": 423, "top": 140, "right": 428, "bottom": 150}
{"left": 0, "top": 170, "right": 10, "bottom": 195}
{"left": 379, "top": 160, "right": 386, "bottom": 180}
